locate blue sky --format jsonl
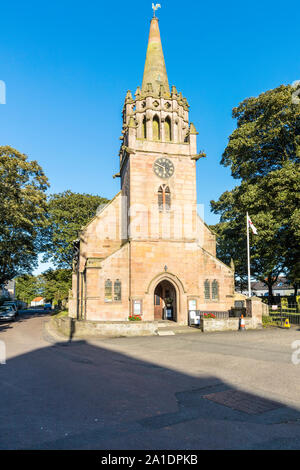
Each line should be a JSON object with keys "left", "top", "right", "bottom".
{"left": 1, "top": 0, "right": 299, "bottom": 273}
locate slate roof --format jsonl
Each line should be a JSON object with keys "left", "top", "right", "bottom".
{"left": 252, "top": 277, "right": 291, "bottom": 291}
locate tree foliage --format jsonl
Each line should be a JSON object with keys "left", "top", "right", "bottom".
{"left": 15, "top": 274, "right": 42, "bottom": 305}
{"left": 15, "top": 269, "right": 72, "bottom": 306}
{"left": 221, "top": 84, "right": 300, "bottom": 180}
{"left": 42, "top": 191, "right": 109, "bottom": 269}
{"left": 211, "top": 84, "right": 300, "bottom": 299}
{"left": 0, "top": 146, "right": 49, "bottom": 286}
{"left": 40, "top": 268, "right": 71, "bottom": 306}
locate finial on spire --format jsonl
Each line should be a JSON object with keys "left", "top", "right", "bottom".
{"left": 152, "top": 3, "right": 161, "bottom": 17}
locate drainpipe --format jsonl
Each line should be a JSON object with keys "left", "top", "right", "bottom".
{"left": 129, "top": 240, "right": 131, "bottom": 317}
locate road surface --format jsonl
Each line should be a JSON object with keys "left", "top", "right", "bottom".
{"left": 1, "top": 312, "right": 300, "bottom": 449}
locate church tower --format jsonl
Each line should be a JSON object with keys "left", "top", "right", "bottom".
{"left": 119, "top": 15, "right": 201, "bottom": 243}
{"left": 69, "top": 11, "right": 235, "bottom": 324}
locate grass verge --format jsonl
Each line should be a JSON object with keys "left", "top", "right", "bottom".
{"left": 51, "top": 309, "right": 68, "bottom": 319}
{"left": 262, "top": 315, "right": 281, "bottom": 328}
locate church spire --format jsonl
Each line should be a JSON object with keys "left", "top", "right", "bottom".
{"left": 141, "top": 15, "right": 169, "bottom": 96}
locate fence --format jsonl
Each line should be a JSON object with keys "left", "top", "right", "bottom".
{"left": 269, "top": 303, "right": 300, "bottom": 326}
{"left": 188, "top": 310, "right": 229, "bottom": 327}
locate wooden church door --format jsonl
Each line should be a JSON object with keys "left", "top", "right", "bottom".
{"left": 154, "top": 285, "right": 163, "bottom": 320}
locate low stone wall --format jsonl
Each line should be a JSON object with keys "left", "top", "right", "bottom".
{"left": 201, "top": 317, "right": 261, "bottom": 332}
{"left": 51, "top": 316, "right": 158, "bottom": 338}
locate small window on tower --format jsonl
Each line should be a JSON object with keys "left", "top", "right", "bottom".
{"left": 158, "top": 185, "right": 171, "bottom": 212}
{"left": 158, "top": 186, "right": 164, "bottom": 212}
{"left": 165, "top": 186, "right": 171, "bottom": 210}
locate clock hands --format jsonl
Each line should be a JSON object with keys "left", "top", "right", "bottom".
{"left": 155, "top": 163, "right": 165, "bottom": 170}
{"left": 153, "top": 158, "right": 174, "bottom": 178}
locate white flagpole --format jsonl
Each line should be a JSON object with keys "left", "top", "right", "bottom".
{"left": 246, "top": 212, "right": 251, "bottom": 297}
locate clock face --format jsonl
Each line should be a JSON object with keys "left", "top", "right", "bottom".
{"left": 153, "top": 158, "right": 174, "bottom": 179}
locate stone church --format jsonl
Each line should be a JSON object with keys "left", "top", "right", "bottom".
{"left": 69, "top": 15, "right": 235, "bottom": 324}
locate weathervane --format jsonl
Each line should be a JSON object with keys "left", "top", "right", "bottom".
{"left": 152, "top": 3, "right": 161, "bottom": 17}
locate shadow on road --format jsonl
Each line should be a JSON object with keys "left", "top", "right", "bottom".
{"left": 1, "top": 330, "right": 300, "bottom": 450}
{"left": 0, "top": 322, "right": 13, "bottom": 332}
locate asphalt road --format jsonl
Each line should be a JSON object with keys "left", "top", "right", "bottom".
{"left": 1, "top": 313, "right": 300, "bottom": 449}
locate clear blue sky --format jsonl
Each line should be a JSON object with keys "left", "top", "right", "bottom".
{"left": 1, "top": 0, "right": 299, "bottom": 272}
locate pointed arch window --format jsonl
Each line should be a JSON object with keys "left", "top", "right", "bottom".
{"left": 153, "top": 115, "right": 160, "bottom": 141}
{"left": 158, "top": 186, "right": 164, "bottom": 211}
{"left": 212, "top": 280, "right": 219, "bottom": 300}
{"left": 104, "top": 279, "right": 112, "bottom": 302}
{"left": 165, "top": 186, "right": 171, "bottom": 210}
{"left": 114, "top": 279, "right": 122, "bottom": 301}
{"left": 204, "top": 280, "right": 210, "bottom": 300}
{"left": 158, "top": 185, "right": 171, "bottom": 212}
{"left": 164, "top": 116, "right": 172, "bottom": 142}
{"left": 142, "top": 116, "right": 147, "bottom": 139}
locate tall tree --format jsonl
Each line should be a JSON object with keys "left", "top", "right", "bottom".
{"left": 39, "top": 269, "right": 72, "bottom": 307}
{"left": 221, "top": 83, "right": 300, "bottom": 180}
{"left": 15, "top": 274, "right": 42, "bottom": 305}
{"left": 211, "top": 84, "right": 300, "bottom": 300}
{"left": 42, "top": 191, "right": 109, "bottom": 269}
{"left": 0, "top": 146, "right": 49, "bottom": 286}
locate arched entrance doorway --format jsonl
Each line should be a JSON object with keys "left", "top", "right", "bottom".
{"left": 154, "top": 280, "right": 177, "bottom": 321}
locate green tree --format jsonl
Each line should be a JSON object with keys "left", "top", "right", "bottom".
{"left": 211, "top": 84, "right": 300, "bottom": 301}
{"left": 42, "top": 191, "right": 109, "bottom": 269}
{"left": 221, "top": 84, "right": 300, "bottom": 180}
{"left": 211, "top": 179, "right": 285, "bottom": 298}
{"left": 40, "top": 268, "right": 71, "bottom": 307}
{"left": 15, "top": 274, "right": 42, "bottom": 305}
{"left": 15, "top": 269, "right": 72, "bottom": 307}
{"left": 0, "top": 146, "right": 49, "bottom": 286}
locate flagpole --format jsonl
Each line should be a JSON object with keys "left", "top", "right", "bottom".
{"left": 246, "top": 212, "right": 251, "bottom": 297}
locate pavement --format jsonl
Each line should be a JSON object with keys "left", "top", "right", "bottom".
{"left": 1, "top": 312, "right": 300, "bottom": 449}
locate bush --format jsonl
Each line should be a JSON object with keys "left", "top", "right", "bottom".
{"left": 262, "top": 316, "right": 280, "bottom": 327}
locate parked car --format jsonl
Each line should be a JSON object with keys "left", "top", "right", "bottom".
{"left": 0, "top": 305, "right": 17, "bottom": 322}
{"left": 43, "top": 303, "right": 52, "bottom": 311}
{"left": 3, "top": 301, "right": 18, "bottom": 313}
